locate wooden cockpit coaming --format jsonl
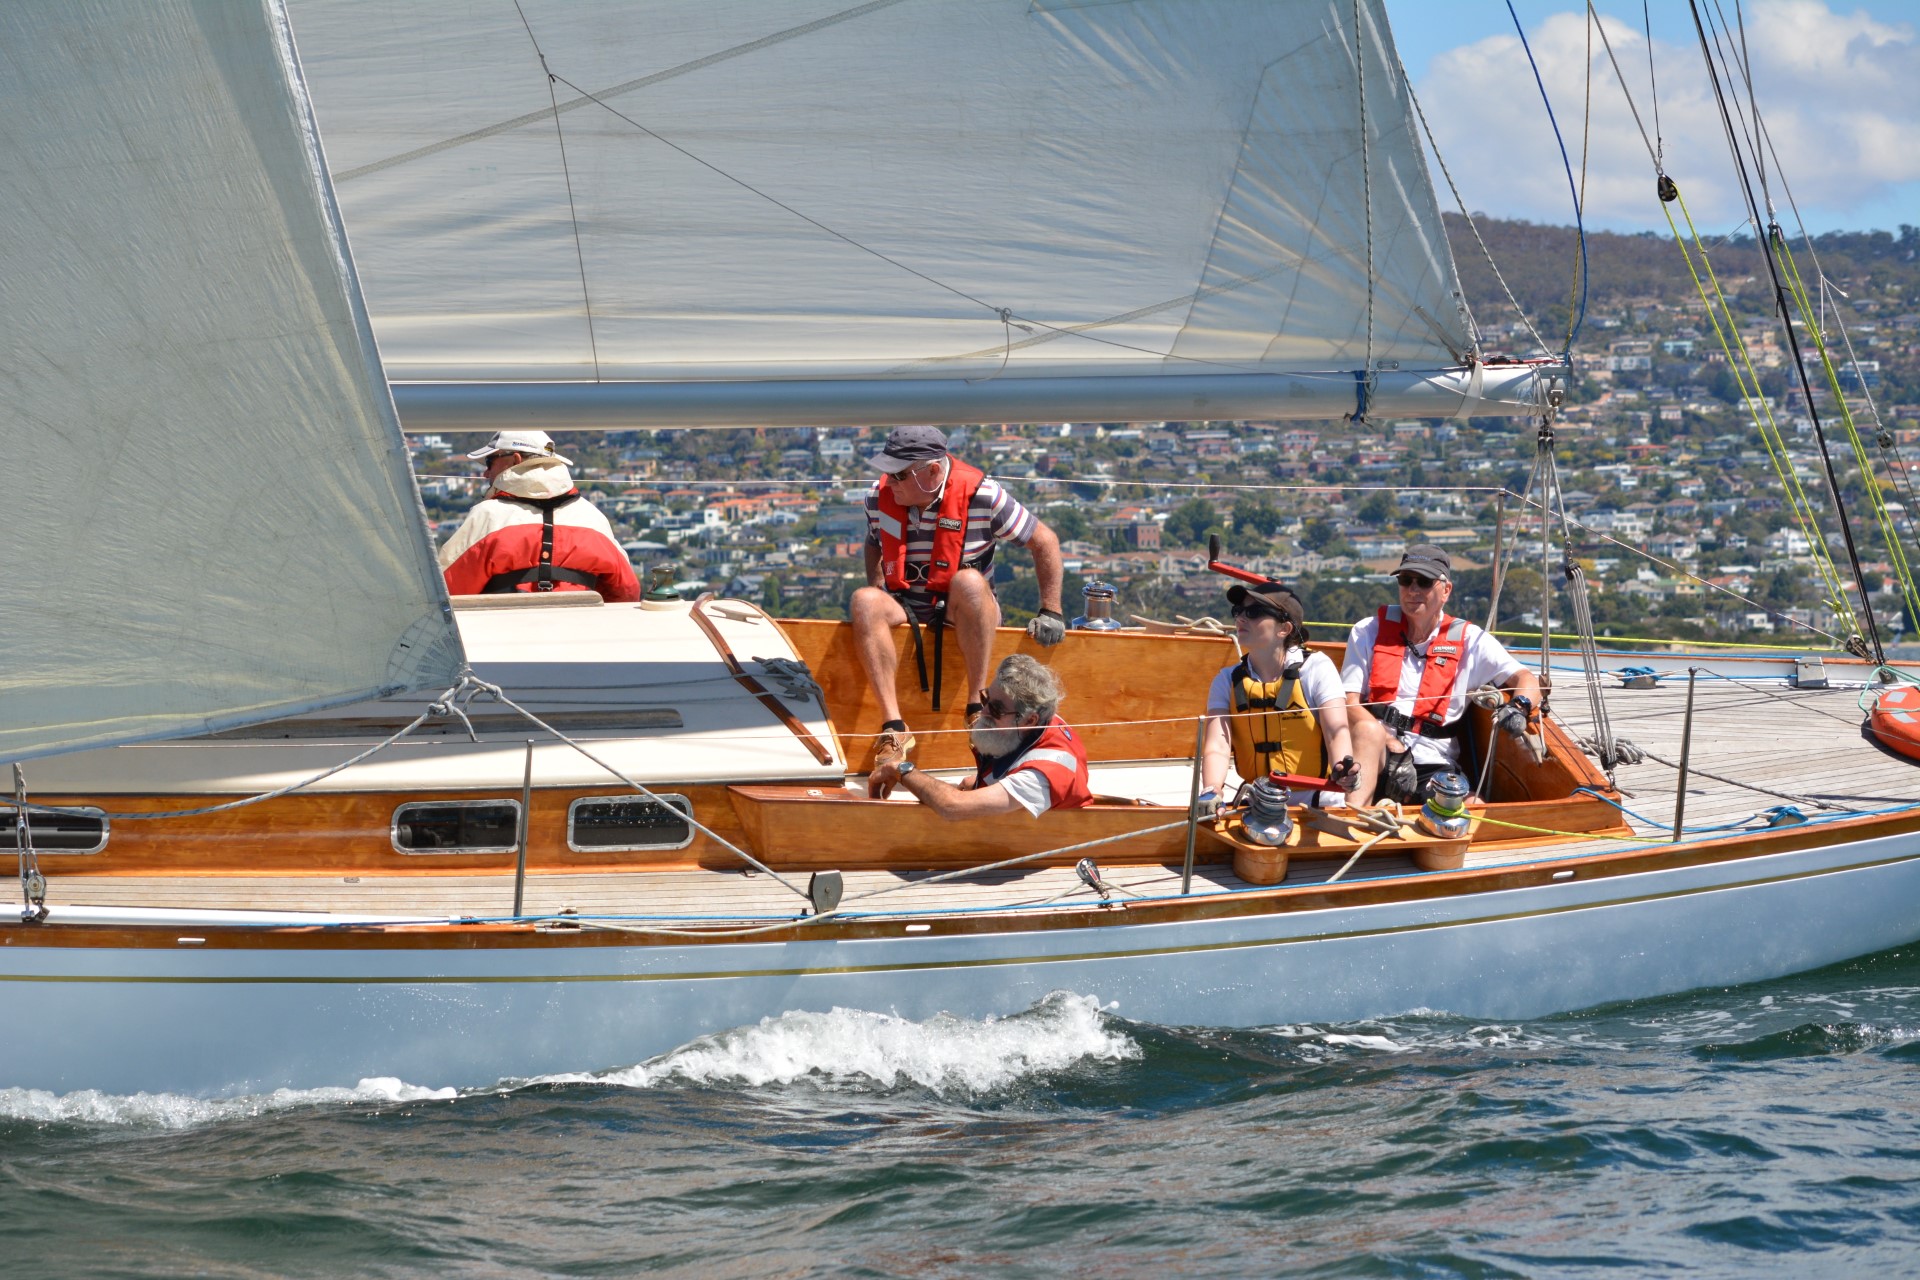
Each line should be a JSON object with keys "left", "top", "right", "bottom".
{"left": 11, "top": 614, "right": 1628, "bottom": 884}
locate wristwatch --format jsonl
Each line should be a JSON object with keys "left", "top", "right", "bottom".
{"left": 896, "top": 761, "right": 917, "bottom": 778}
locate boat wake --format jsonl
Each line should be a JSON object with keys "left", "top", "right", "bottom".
{"left": 535, "top": 990, "right": 1141, "bottom": 1095}
{"left": 0, "top": 992, "right": 1138, "bottom": 1127}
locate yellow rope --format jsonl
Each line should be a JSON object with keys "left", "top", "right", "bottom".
{"left": 1300, "top": 623, "right": 1840, "bottom": 652}
{"left": 1663, "top": 186, "right": 1859, "bottom": 634}
{"left": 1771, "top": 231, "right": 1920, "bottom": 629}
{"left": 1473, "top": 814, "right": 1671, "bottom": 844}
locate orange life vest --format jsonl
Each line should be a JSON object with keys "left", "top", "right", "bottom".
{"left": 1366, "top": 606, "right": 1469, "bottom": 737}
{"left": 973, "top": 716, "right": 1093, "bottom": 811}
{"left": 873, "top": 457, "right": 986, "bottom": 596}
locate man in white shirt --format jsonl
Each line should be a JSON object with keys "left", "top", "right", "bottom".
{"left": 1341, "top": 545, "right": 1542, "bottom": 805}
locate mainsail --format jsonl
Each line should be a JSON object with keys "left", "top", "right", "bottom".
{"left": 0, "top": 0, "right": 464, "bottom": 764}
{"left": 293, "top": 0, "right": 1547, "bottom": 427}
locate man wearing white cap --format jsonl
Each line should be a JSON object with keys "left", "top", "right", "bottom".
{"left": 438, "top": 429, "right": 639, "bottom": 602}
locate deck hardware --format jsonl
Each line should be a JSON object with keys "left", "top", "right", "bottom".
{"left": 1071, "top": 579, "right": 1124, "bottom": 631}
{"left": 905, "top": 923, "right": 931, "bottom": 932}
{"left": 1791, "top": 657, "right": 1829, "bottom": 690}
{"left": 1181, "top": 715, "right": 1206, "bottom": 895}
{"left": 1551, "top": 870, "right": 1575, "bottom": 881}
{"left": 1076, "top": 857, "right": 1115, "bottom": 904}
{"left": 1673, "top": 667, "right": 1698, "bottom": 843}
{"left": 13, "top": 765, "right": 47, "bottom": 923}
{"left": 342, "top": 877, "right": 360, "bottom": 884}
{"left": 513, "top": 739, "right": 533, "bottom": 918}
{"left": 807, "top": 870, "right": 844, "bottom": 914}
{"left": 176, "top": 937, "right": 206, "bottom": 946}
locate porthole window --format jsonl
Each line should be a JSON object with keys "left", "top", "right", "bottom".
{"left": 567, "top": 794, "right": 693, "bottom": 852}
{"left": 392, "top": 800, "right": 521, "bottom": 853}
{"left": 0, "top": 807, "right": 107, "bottom": 854}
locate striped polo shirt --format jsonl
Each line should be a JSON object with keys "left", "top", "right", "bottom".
{"left": 864, "top": 466, "right": 1038, "bottom": 607}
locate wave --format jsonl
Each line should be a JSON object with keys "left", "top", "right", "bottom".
{"left": 0, "top": 993, "right": 1137, "bottom": 1127}
{"left": 0, "top": 1076, "right": 456, "bottom": 1130}
{"left": 537, "top": 990, "right": 1140, "bottom": 1095}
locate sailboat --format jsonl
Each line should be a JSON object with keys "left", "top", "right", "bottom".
{"left": 3, "top": 0, "right": 1916, "bottom": 1098}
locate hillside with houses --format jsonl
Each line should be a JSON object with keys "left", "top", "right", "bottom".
{"left": 412, "top": 216, "right": 1920, "bottom": 652}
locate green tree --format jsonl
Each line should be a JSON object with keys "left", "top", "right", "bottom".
{"left": 1232, "top": 497, "right": 1284, "bottom": 538}
{"left": 1165, "top": 497, "right": 1219, "bottom": 547}
{"left": 1047, "top": 505, "right": 1092, "bottom": 543}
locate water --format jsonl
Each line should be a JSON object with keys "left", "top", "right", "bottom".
{"left": 5, "top": 950, "right": 1920, "bottom": 1278}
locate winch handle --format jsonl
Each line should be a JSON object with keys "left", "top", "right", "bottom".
{"left": 1206, "top": 534, "right": 1269, "bottom": 586}
{"left": 1266, "top": 771, "right": 1332, "bottom": 791}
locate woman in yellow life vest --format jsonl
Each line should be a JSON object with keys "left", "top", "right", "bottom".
{"left": 1199, "top": 579, "right": 1359, "bottom": 811}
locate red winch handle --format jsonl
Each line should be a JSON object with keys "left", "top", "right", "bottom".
{"left": 1206, "top": 534, "right": 1269, "bottom": 586}
{"left": 1266, "top": 772, "right": 1332, "bottom": 792}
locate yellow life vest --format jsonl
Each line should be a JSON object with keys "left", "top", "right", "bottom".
{"left": 1227, "top": 654, "right": 1327, "bottom": 782}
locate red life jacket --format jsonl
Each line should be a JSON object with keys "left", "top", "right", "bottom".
{"left": 873, "top": 457, "right": 986, "bottom": 596}
{"left": 1366, "top": 606, "right": 1468, "bottom": 735}
{"left": 973, "top": 715, "right": 1093, "bottom": 811}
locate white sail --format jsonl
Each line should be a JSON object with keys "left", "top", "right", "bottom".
{"left": 0, "top": 0, "right": 464, "bottom": 765}
{"left": 292, "top": 0, "right": 1536, "bottom": 426}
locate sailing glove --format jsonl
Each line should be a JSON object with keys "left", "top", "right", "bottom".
{"left": 1191, "top": 789, "right": 1220, "bottom": 819}
{"left": 1493, "top": 693, "right": 1536, "bottom": 741}
{"left": 1026, "top": 608, "right": 1067, "bottom": 647}
{"left": 1327, "top": 755, "right": 1360, "bottom": 792}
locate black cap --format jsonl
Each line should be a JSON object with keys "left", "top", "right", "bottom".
{"left": 867, "top": 425, "right": 950, "bottom": 474}
{"left": 1394, "top": 543, "right": 1452, "bottom": 582}
{"left": 1226, "top": 580, "right": 1305, "bottom": 633}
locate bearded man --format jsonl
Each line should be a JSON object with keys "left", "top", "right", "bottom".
{"left": 865, "top": 654, "right": 1091, "bottom": 819}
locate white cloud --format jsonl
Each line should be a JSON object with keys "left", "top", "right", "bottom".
{"left": 1414, "top": 1, "right": 1920, "bottom": 232}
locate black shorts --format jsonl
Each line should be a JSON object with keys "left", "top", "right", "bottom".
{"left": 894, "top": 588, "right": 996, "bottom": 627}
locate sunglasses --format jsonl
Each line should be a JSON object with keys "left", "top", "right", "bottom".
{"left": 979, "top": 692, "right": 1017, "bottom": 720}
{"left": 1230, "top": 602, "right": 1283, "bottom": 621}
{"left": 1395, "top": 574, "right": 1440, "bottom": 588}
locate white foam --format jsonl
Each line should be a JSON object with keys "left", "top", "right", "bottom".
{"left": 545, "top": 990, "right": 1139, "bottom": 1094}
{"left": 0, "top": 1076, "right": 456, "bottom": 1130}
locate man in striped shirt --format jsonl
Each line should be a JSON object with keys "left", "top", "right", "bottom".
{"left": 852, "top": 426, "right": 1064, "bottom": 760}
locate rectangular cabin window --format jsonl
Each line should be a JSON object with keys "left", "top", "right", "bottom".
{"left": 0, "top": 807, "right": 108, "bottom": 854}
{"left": 391, "top": 801, "right": 521, "bottom": 854}
{"left": 567, "top": 795, "right": 694, "bottom": 852}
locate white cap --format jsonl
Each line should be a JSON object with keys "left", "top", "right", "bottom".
{"left": 467, "top": 429, "right": 570, "bottom": 464}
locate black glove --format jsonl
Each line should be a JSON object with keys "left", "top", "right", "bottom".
{"left": 1327, "top": 756, "right": 1360, "bottom": 792}
{"left": 1493, "top": 693, "right": 1535, "bottom": 740}
{"left": 1026, "top": 608, "right": 1067, "bottom": 647}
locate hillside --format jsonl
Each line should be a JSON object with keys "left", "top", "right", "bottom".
{"left": 1447, "top": 213, "right": 1920, "bottom": 355}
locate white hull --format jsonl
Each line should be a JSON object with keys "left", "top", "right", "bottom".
{"left": 8, "top": 826, "right": 1918, "bottom": 1096}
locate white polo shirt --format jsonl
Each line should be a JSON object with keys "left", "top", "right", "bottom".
{"left": 1341, "top": 611, "right": 1523, "bottom": 769}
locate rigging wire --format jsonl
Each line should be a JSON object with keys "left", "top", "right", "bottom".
{"left": 1587, "top": 7, "right": 1862, "bottom": 643}
{"left": 1696, "top": 14, "right": 1920, "bottom": 628}
{"left": 1686, "top": 0, "right": 1883, "bottom": 662}
{"left": 1354, "top": 0, "right": 1376, "bottom": 418}
{"left": 1505, "top": 1, "right": 1588, "bottom": 356}
{"left": 1401, "top": 72, "right": 1549, "bottom": 356}
{"left": 1567, "top": 8, "right": 1595, "bottom": 356}
{"left": 512, "top": 2, "right": 601, "bottom": 381}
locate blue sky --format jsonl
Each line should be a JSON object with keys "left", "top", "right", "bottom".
{"left": 1385, "top": 1, "right": 1920, "bottom": 235}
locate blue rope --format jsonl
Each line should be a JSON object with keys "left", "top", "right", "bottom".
{"left": 1506, "top": 0, "right": 1588, "bottom": 357}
